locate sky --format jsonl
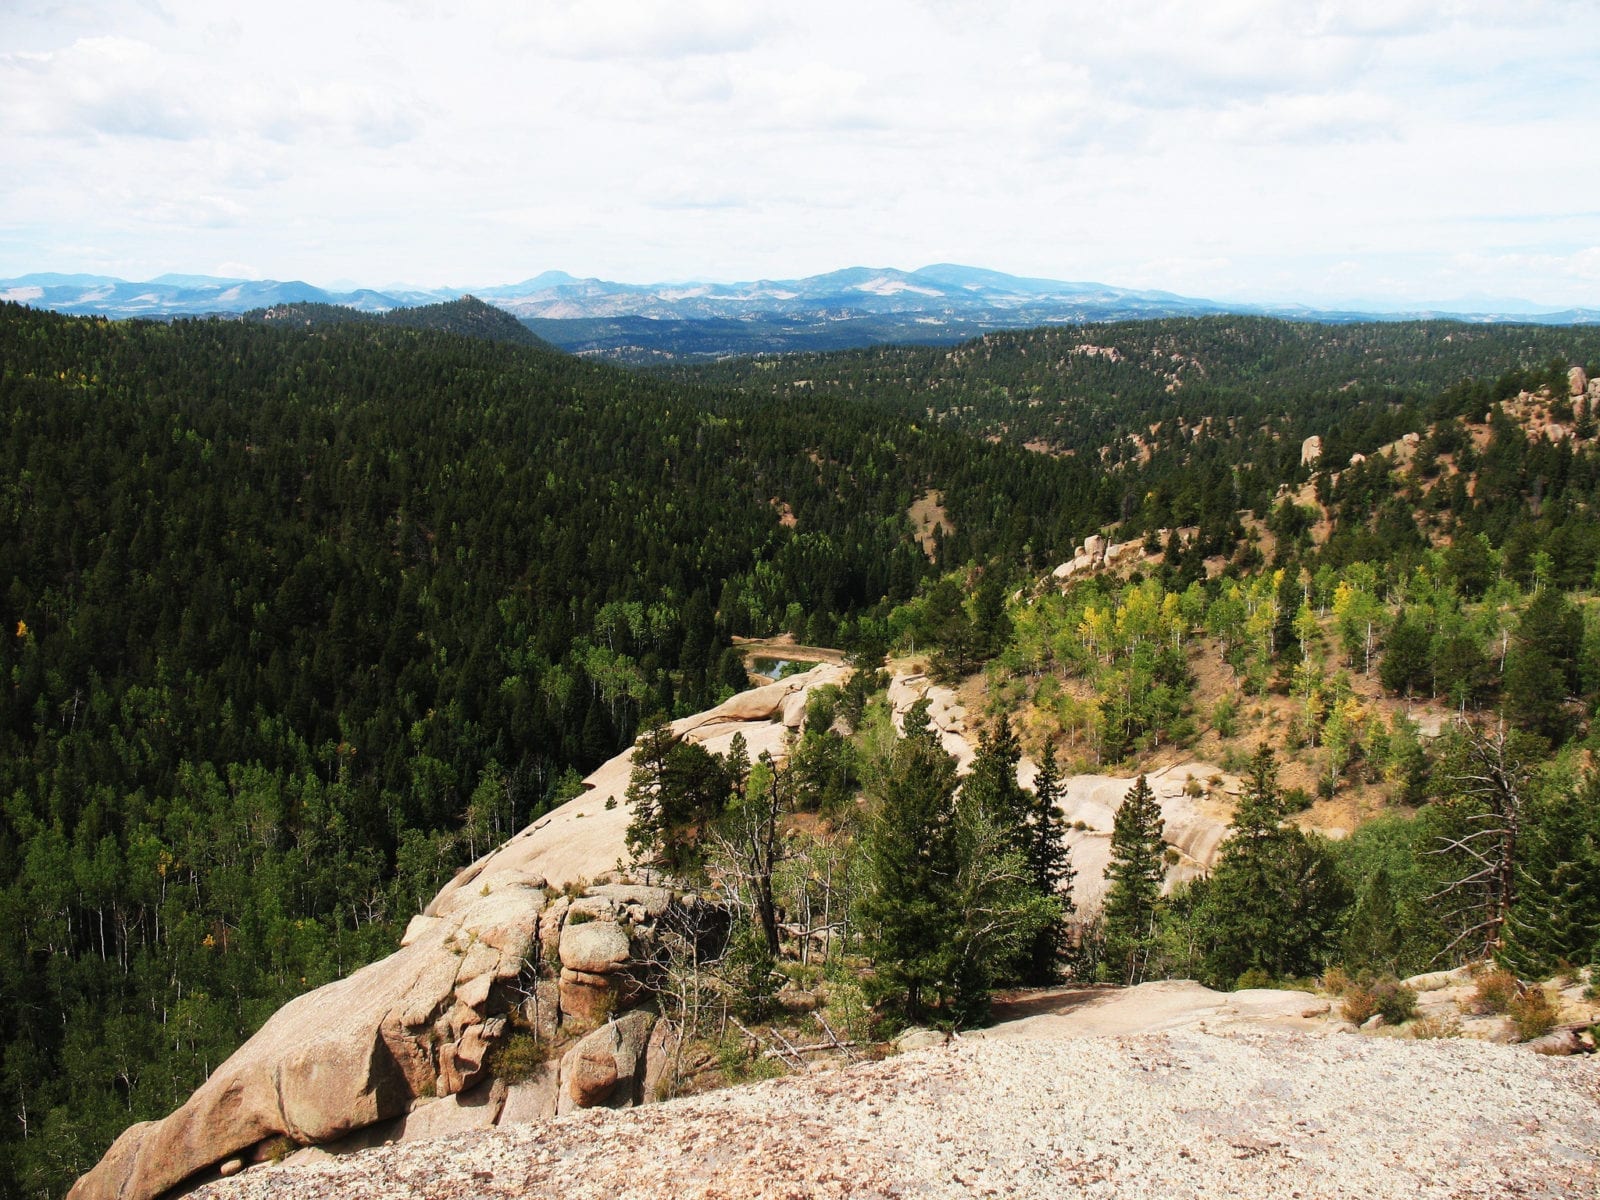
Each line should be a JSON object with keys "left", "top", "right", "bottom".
{"left": 2, "top": 0, "right": 1598, "bottom": 308}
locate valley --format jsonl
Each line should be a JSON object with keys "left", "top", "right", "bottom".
{"left": 2, "top": 299, "right": 1599, "bottom": 1198}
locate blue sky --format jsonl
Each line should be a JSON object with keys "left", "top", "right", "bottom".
{"left": 2, "top": 0, "right": 1597, "bottom": 307}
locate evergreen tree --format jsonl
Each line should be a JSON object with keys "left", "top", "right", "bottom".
{"left": 1103, "top": 774, "right": 1166, "bottom": 985}
{"left": 963, "top": 718, "right": 1073, "bottom": 984}
{"left": 1503, "top": 646, "right": 1570, "bottom": 741}
{"left": 1203, "top": 745, "right": 1348, "bottom": 985}
{"left": 946, "top": 793, "right": 1059, "bottom": 1025}
{"left": 624, "top": 716, "right": 679, "bottom": 866}
{"left": 624, "top": 716, "right": 732, "bottom": 873}
{"left": 858, "top": 700, "right": 1059, "bottom": 1023}
{"left": 1022, "top": 740, "right": 1074, "bottom": 981}
{"left": 1518, "top": 587, "right": 1583, "bottom": 691}
{"left": 1341, "top": 864, "right": 1401, "bottom": 975}
{"left": 1380, "top": 609, "right": 1431, "bottom": 697}
{"left": 857, "top": 698, "right": 961, "bottom": 1021}
{"left": 1430, "top": 724, "right": 1541, "bottom": 962}
{"left": 1499, "top": 771, "right": 1600, "bottom": 976}
{"left": 961, "top": 715, "right": 1030, "bottom": 858}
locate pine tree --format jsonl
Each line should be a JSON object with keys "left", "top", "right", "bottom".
{"left": 1022, "top": 740, "right": 1075, "bottom": 982}
{"left": 858, "top": 700, "right": 961, "bottom": 1021}
{"left": 624, "top": 715, "right": 679, "bottom": 866}
{"left": 1431, "top": 724, "right": 1540, "bottom": 962}
{"left": 1342, "top": 864, "right": 1400, "bottom": 975}
{"left": 961, "top": 715, "right": 1030, "bottom": 858}
{"left": 1380, "top": 609, "right": 1431, "bottom": 697}
{"left": 961, "top": 718, "right": 1074, "bottom": 984}
{"left": 1203, "top": 745, "right": 1347, "bottom": 985}
{"left": 1029, "top": 741, "right": 1074, "bottom": 905}
{"left": 1499, "top": 771, "right": 1600, "bottom": 976}
{"left": 1103, "top": 774, "right": 1165, "bottom": 985}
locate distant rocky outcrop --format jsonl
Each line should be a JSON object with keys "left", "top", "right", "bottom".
{"left": 885, "top": 675, "right": 1233, "bottom": 909}
{"left": 1050, "top": 531, "right": 1156, "bottom": 583}
{"left": 1300, "top": 434, "right": 1323, "bottom": 466}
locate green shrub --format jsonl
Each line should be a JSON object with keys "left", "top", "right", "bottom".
{"left": 1509, "top": 986, "right": 1558, "bottom": 1042}
{"left": 487, "top": 1030, "right": 548, "bottom": 1084}
{"left": 1235, "top": 968, "right": 1272, "bottom": 990}
{"left": 1471, "top": 968, "right": 1519, "bottom": 1014}
{"left": 1212, "top": 697, "right": 1238, "bottom": 738}
{"left": 566, "top": 909, "right": 593, "bottom": 926}
{"left": 1322, "top": 966, "right": 1352, "bottom": 996}
{"left": 1341, "top": 984, "right": 1378, "bottom": 1025}
{"left": 714, "top": 1029, "right": 783, "bottom": 1084}
{"left": 1373, "top": 979, "right": 1418, "bottom": 1025}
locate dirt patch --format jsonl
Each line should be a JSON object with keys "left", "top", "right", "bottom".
{"left": 907, "top": 490, "right": 952, "bottom": 559}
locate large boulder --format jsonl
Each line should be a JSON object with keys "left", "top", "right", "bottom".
{"left": 437, "top": 1018, "right": 505, "bottom": 1097}
{"left": 1301, "top": 435, "right": 1323, "bottom": 466}
{"left": 521, "top": 978, "right": 562, "bottom": 1043}
{"left": 567, "top": 1044, "right": 619, "bottom": 1108}
{"left": 641, "top": 1018, "right": 681, "bottom": 1104}
{"left": 559, "top": 968, "right": 620, "bottom": 1027}
{"left": 498, "top": 1063, "right": 560, "bottom": 1126}
{"left": 560, "top": 920, "right": 631, "bottom": 974}
{"left": 557, "top": 1011, "right": 656, "bottom": 1114}
{"left": 67, "top": 884, "right": 545, "bottom": 1200}
{"left": 399, "top": 1078, "right": 505, "bottom": 1142}
{"left": 586, "top": 884, "right": 673, "bottom": 921}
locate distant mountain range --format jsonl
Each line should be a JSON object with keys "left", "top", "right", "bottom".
{"left": 4, "top": 265, "right": 1596, "bottom": 363}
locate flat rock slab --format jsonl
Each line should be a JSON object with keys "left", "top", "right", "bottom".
{"left": 188, "top": 1029, "right": 1600, "bottom": 1200}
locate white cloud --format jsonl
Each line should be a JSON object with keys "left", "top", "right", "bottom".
{"left": 516, "top": 0, "right": 770, "bottom": 61}
{"left": 1209, "top": 90, "right": 1401, "bottom": 145}
{"left": 0, "top": 37, "right": 203, "bottom": 140}
{"left": 0, "top": 0, "right": 1597, "bottom": 307}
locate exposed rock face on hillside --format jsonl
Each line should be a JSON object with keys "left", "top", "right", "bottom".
{"left": 188, "top": 1015, "right": 1600, "bottom": 1200}
{"left": 68, "top": 874, "right": 721, "bottom": 1200}
{"left": 428, "top": 663, "right": 849, "bottom": 904}
{"left": 70, "top": 665, "right": 848, "bottom": 1200}
{"left": 887, "top": 673, "right": 1232, "bottom": 909}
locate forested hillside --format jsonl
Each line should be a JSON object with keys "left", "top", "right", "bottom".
{"left": 10, "top": 303, "right": 1600, "bottom": 1197}
{"left": 246, "top": 296, "right": 550, "bottom": 347}
{"left": 874, "top": 358, "right": 1600, "bottom": 1001}
{"left": 671, "top": 317, "right": 1600, "bottom": 460}
{"left": 0, "top": 302, "right": 1107, "bottom": 1195}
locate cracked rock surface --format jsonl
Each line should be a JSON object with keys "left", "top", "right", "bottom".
{"left": 193, "top": 1027, "right": 1598, "bottom": 1200}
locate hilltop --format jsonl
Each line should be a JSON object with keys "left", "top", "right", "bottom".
{"left": 6, "top": 266, "right": 1597, "bottom": 364}
{"left": 245, "top": 296, "right": 551, "bottom": 348}
{"left": 67, "top": 662, "right": 1600, "bottom": 1199}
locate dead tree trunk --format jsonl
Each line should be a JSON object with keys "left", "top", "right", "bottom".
{"left": 1428, "top": 722, "right": 1530, "bottom": 962}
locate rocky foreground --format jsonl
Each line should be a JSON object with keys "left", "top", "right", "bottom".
{"left": 190, "top": 1021, "right": 1598, "bottom": 1200}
